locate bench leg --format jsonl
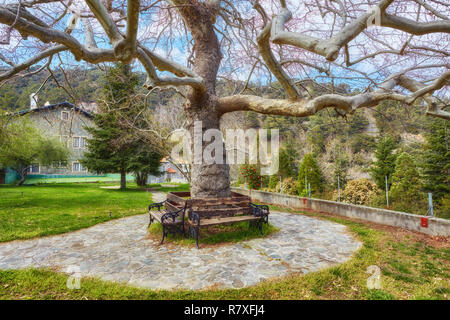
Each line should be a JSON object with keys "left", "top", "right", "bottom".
{"left": 160, "top": 225, "right": 166, "bottom": 245}
{"left": 148, "top": 214, "right": 154, "bottom": 228}
{"left": 259, "top": 219, "right": 263, "bottom": 236}
{"left": 193, "top": 226, "right": 199, "bottom": 249}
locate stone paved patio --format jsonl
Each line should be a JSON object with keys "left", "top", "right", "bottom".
{"left": 0, "top": 193, "right": 361, "bottom": 290}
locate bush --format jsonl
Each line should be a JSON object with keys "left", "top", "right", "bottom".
{"left": 239, "top": 164, "right": 263, "bottom": 189}
{"left": 342, "top": 179, "right": 378, "bottom": 205}
{"left": 276, "top": 177, "right": 298, "bottom": 195}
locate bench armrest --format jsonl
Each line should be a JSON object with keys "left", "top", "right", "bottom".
{"left": 250, "top": 203, "right": 270, "bottom": 222}
{"left": 161, "top": 208, "right": 184, "bottom": 224}
{"left": 149, "top": 200, "right": 166, "bottom": 211}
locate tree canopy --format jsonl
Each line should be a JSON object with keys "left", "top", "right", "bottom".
{"left": 0, "top": 117, "right": 70, "bottom": 185}
{"left": 0, "top": 0, "right": 448, "bottom": 198}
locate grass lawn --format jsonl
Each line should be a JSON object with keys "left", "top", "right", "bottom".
{"left": 0, "top": 197, "right": 448, "bottom": 299}
{"left": 0, "top": 182, "right": 154, "bottom": 242}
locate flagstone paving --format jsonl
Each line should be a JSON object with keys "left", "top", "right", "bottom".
{"left": 0, "top": 193, "right": 361, "bottom": 290}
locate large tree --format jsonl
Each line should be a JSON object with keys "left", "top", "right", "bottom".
{"left": 0, "top": 0, "right": 449, "bottom": 198}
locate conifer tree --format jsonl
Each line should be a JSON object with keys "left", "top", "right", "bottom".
{"left": 421, "top": 119, "right": 450, "bottom": 200}
{"left": 297, "top": 153, "right": 323, "bottom": 196}
{"left": 370, "top": 136, "right": 397, "bottom": 191}
{"left": 390, "top": 152, "right": 425, "bottom": 213}
{"left": 82, "top": 63, "right": 161, "bottom": 189}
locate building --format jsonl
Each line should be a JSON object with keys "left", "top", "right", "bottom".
{"left": 12, "top": 98, "right": 95, "bottom": 177}
{"left": 147, "top": 157, "right": 189, "bottom": 184}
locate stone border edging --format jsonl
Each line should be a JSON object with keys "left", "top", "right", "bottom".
{"left": 231, "top": 188, "right": 450, "bottom": 237}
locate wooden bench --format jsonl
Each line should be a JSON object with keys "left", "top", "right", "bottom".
{"left": 148, "top": 200, "right": 186, "bottom": 244}
{"left": 187, "top": 198, "right": 270, "bottom": 249}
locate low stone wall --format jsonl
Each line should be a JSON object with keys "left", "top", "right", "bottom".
{"left": 231, "top": 187, "right": 450, "bottom": 237}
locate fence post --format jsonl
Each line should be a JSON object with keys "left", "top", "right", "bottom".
{"left": 338, "top": 174, "right": 341, "bottom": 202}
{"left": 428, "top": 193, "right": 434, "bottom": 217}
{"left": 385, "top": 175, "right": 389, "bottom": 207}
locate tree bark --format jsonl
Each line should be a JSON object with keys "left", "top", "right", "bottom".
{"left": 185, "top": 98, "right": 231, "bottom": 199}
{"left": 17, "top": 167, "right": 27, "bottom": 186}
{"left": 120, "top": 168, "right": 126, "bottom": 189}
{"left": 136, "top": 171, "right": 148, "bottom": 187}
{"left": 177, "top": 1, "right": 231, "bottom": 199}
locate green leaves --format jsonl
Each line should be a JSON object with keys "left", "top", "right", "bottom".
{"left": 370, "top": 136, "right": 398, "bottom": 191}
{"left": 297, "top": 153, "right": 323, "bottom": 196}
{"left": 0, "top": 117, "right": 69, "bottom": 184}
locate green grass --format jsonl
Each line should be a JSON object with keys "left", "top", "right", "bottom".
{"left": 0, "top": 185, "right": 448, "bottom": 300}
{"left": 148, "top": 220, "right": 279, "bottom": 246}
{"left": 0, "top": 183, "right": 153, "bottom": 242}
{"left": 22, "top": 176, "right": 135, "bottom": 185}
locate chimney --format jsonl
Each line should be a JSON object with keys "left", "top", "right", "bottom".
{"left": 30, "top": 93, "right": 38, "bottom": 109}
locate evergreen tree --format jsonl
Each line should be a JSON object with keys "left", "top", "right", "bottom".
{"left": 370, "top": 136, "right": 397, "bottom": 190}
{"left": 278, "top": 143, "right": 299, "bottom": 179}
{"left": 268, "top": 174, "right": 279, "bottom": 190}
{"left": 297, "top": 153, "right": 323, "bottom": 196}
{"left": 390, "top": 152, "right": 425, "bottom": 213}
{"left": 421, "top": 119, "right": 450, "bottom": 200}
{"left": 82, "top": 63, "right": 162, "bottom": 189}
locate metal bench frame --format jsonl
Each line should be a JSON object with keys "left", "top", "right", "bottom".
{"left": 188, "top": 202, "right": 270, "bottom": 249}
{"left": 148, "top": 200, "right": 186, "bottom": 244}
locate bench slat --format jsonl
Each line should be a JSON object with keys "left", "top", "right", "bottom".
{"left": 150, "top": 211, "right": 183, "bottom": 224}
{"left": 188, "top": 215, "right": 260, "bottom": 227}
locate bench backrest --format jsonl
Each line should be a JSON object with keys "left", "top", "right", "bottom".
{"left": 166, "top": 191, "right": 252, "bottom": 219}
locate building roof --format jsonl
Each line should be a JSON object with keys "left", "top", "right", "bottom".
{"left": 167, "top": 168, "right": 177, "bottom": 174}
{"left": 15, "top": 102, "right": 94, "bottom": 118}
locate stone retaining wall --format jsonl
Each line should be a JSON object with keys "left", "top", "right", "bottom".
{"left": 231, "top": 188, "right": 450, "bottom": 237}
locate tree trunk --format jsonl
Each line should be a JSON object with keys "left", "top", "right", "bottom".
{"left": 136, "top": 171, "right": 148, "bottom": 186}
{"left": 177, "top": 1, "right": 229, "bottom": 198}
{"left": 185, "top": 97, "right": 231, "bottom": 199}
{"left": 120, "top": 169, "right": 126, "bottom": 189}
{"left": 17, "top": 167, "right": 27, "bottom": 186}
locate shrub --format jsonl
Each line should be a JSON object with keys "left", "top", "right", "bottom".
{"left": 342, "top": 179, "right": 378, "bottom": 205}
{"left": 276, "top": 177, "right": 298, "bottom": 195}
{"left": 239, "top": 164, "right": 263, "bottom": 189}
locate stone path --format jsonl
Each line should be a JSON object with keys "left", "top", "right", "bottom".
{"left": 0, "top": 198, "right": 361, "bottom": 290}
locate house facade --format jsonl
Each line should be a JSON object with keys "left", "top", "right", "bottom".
{"left": 147, "top": 157, "right": 189, "bottom": 184}
{"left": 15, "top": 101, "right": 95, "bottom": 176}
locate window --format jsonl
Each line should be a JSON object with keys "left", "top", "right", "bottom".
{"left": 73, "top": 137, "right": 80, "bottom": 148}
{"left": 61, "top": 111, "right": 69, "bottom": 120}
{"left": 73, "top": 162, "right": 86, "bottom": 172}
{"left": 73, "top": 162, "right": 81, "bottom": 172}
{"left": 80, "top": 137, "right": 87, "bottom": 148}
{"left": 29, "top": 164, "right": 39, "bottom": 173}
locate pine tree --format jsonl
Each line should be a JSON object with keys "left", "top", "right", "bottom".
{"left": 390, "top": 152, "right": 425, "bottom": 213}
{"left": 82, "top": 63, "right": 161, "bottom": 188}
{"left": 370, "top": 136, "right": 397, "bottom": 190}
{"left": 297, "top": 153, "right": 323, "bottom": 196}
{"left": 278, "top": 143, "right": 299, "bottom": 179}
{"left": 421, "top": 119, "right": 450, "bottom": 201}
